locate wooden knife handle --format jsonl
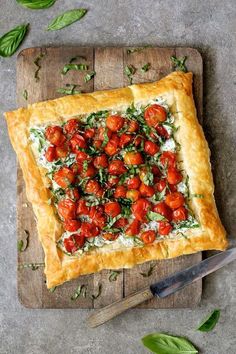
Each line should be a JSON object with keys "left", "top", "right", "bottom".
{"left": 87, "top": 286, "right": 153, "bottom": 328}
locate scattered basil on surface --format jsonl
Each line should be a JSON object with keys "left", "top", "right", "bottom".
{"left": 47, "top": 9, "right": 87, "bottom": 31}
{"left": 57, "top": 84, "right": 81, "bottom": 95}
{"left": 197, "top": 309, "right": 220, "bottom": 332}
{"left": 61, "top": 63, "right": 88, "bottom": 75}
{"left": 22, "top": 89, "right": 28, "bottom": 100}
{"left": 71, "top": 284, "right": 87, "bottom": 300}
{"left": 34, "top": 52, "right": 45, "bottom": 82}
{"left": 90, "top": 284, "right": 102, "bottom": 299}
{"left": 0, "top": 23, "right": 29, "bottom": 57}
{"left": 142, "top": 333, "right": 198, "bottom": 354}
{"left": 49, "top": 286, "right": 57, "bottom": 293}
{"left": 16, "top": 0, "right": 56, "bottom": 9}
{"left": 17, "top": 229, "right": 29, "bottom": 252}
{"left": 141, "top": 63, "right": 151, "bottom": 73}
{"left": 109, "top": 270, "right": 121, "bottom": 282}
{"left": 140, "top": 263, "right": 156, "bottom": 277}
{"left": 171, "top": 56, "right": 188, "bottom": 73}
{"left": 18, "top": 262, "right": 45, "bottom": 270}
{"left": 124, "top": 65, "right": 136, "bottom": 84}
{"left": 84, "top": 71, "right": 96, "bottom": 83}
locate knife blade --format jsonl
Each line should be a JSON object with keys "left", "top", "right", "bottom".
{"left": 87, "top": 248, "right": 236, "bottom": 328}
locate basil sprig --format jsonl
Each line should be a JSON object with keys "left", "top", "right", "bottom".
{"left": 0, "top": 24, "right": 29, "bottom": 57}
{"left": 16, "top": 0, "right": 56, "bottom": 9}
{"left": 47, "top": 9, "right": 87, "bottom": 31}
{"left": 197, "top": 309, "right": 220, "bottom": 332}
{"left": 142, "top": 333, "right": 198, "bottom": 354}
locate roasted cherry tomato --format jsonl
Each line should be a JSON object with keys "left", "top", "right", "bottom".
{"left": 151, "top": 165, "right": 161, "bottom": 176}
{"left": 63, "top": 219, "right": 81, "bottom": 232}
{"left": 45, "top": 126, "right": 66, "bottom": 146}
{"left": 160, "top": 151, "right": 176, "bottom": 168}
{"left": 108, "top": 160, "right": 127, "bottom": 175}
{"left": 102, "top": 232, "right": 119, "bottom": 241}
{"left": 58, "top": 199, "right": 77, "bottom": 220}
{"left": 65, "top": 188, "right": 80, "bottom": 201}
{"left": 131, "top": 198, "right": 151, "bottom": 222}
{"left": 123, "top": 151, "right": 143, "bottom": 165}
{"left": 153, "top": 201, "right": 172, "bottom": 221}
{"left": 158, "top": 221, "right": 173, "bottom": 235}
{"left": 127, "top": 120, "right": 139, "bottom": 133}
{"left": 144, "top": 104, "right": 167, "bottom": 127}
{"left": 56, "top": 144, "right": 69, "bottom": 158}
{"left": 93, "top": 154, "right": 108, "bottom": 169}
{"left": 45, "top": 146, "right": 57, "bottom": 162}
{"left": 76, "top": 151, "right": 90, "bottom": 163}
{"left": 80, "top": 163, "right": 97, "bottom": 178}
{"left": 167, "top": 167, "right": 182, "bottom": 185}
{"left": 144, "top": 141, "right": 160, "bottom": 156}
{"left": 156, "top": 125, "right": 169, "bottom": 138}
{"left": 110, "top": 133, "right": 120, "bottom": 145}
{"left": 106, "top": 114, "right": 124, "bottom": 132}
{"left": 141, "top": 230, "right": 156, "bottom": 244}
{"left": 89, "top": 207, "right": 106, "bottom": 229}
{"left": 104, "top": 201, "right": 121, "bottom": 217}
{"left": 70, "top": 133, "right": 87, "bottom": 153}
{"left": 84, "top": 128, "right": 95, "bottom": 139}
{"left": 114, "top": 185, "right": 127, "bottom": 198}
{"left": 53, "top": 166, "right": 75, "bottom": 189}
{"left": 77, "top": 199, "right": 90, "bottom": 215}
{"left": 165, "top": 192, "right": 185, "bottom": 210}
{"left": 127, "top": 176, "right": 141, "bottom": 190}
{"left": 133, "top": 136, "right": 144, "bottom": 147}
{"left": 107, "top": 175, "right": 120, "bottom": 186}
{"left": 71, "top": 162, "right": 82, "bottom": 175}
{"left": 80, "top": 222, "right": 100, "bottom": 238}
{"left": 139, "top": 183, "right": 155, "bottom": 197}
{"left": 119, "top": 134, "right": 133, "bottom": 148}
{"left": 93, "top": 140, "right": 103, "bottom": 149}
{"left": 126, "top": 189, "right": 141, "bottom": 202}
{"left": 114, "top": 217, "right": 128, "bottom": 228}
{"left": 63, "top": 119, "right": 79, "bottom": 135}
{"left": 172, "top": 206, "right": 188, "bottom": 221}
{"left": 85, "top": 180, "right": 100, "bottom": 194}
{"left": 125, "top": 219, "right": 141, "bottom": 236}
{"left": 155, "top": 179, "right": 167, "bottom": 192}
{"left": 64, "top": 233, "right": 85, "bottom": 253}
{"left": 104, "top": 140, "right": 119, "bottom": 156}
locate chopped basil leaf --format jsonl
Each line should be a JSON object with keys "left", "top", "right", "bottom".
{"left": 49, "top": 286, "right": 57, "bottom": 293}
{"left": 18, "top": 262, "right": 45, "bottom": 270}
{"left": 61, "top": 63, "right": 88, "bottom": 75}
{"left": 197, "top": 309, "right": 220, "bottom": 332}
{"left": 98, "top": 168, "right": 108, "bottom": 185}
{"left": 189, "top": 193, "right": 204, "bottom": 199}
{"left": 140, "top": 263, "right": 156, "bottom": 277}
{"left": 109, "top": 270, "right": 121, "bottom": 282}
{"left": 124, "top": 65, "right": 136, "bottom": 84}
{"left": 147, "top": 211, "right": 166, "bottom": 222}
{"left": 171, "top": 55, "right": 188, "bottom": 73}
{"left": 57, "top": 84, "right": 81, "bottom": 95}
{"left": 34, "top": 52, "right": 45, "bottom": 82}
{"left": 141, "top": 63, "right": 150, "bottom": 73}
{"left": 17, "top": 229, "right": 29, "bottom": 252}
{"left": 101, "top": 128, "right": 109, "bottom": 147}
{"left": 22, "top": 89, "right": 28, "bottom": 101}
{"left": 82, "top": 160, "right": 88, "bottom": 173}
{"left": 142, "top": 170, "right": 154, "bottom": 186}
{"left": 71, "top": 284, "right": 87, "bottom": 300}
{"left": 84, "top": 71, "right": 96, "bottom": 82}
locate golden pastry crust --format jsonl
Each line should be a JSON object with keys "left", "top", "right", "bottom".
{"left": 5, "top": 71, "right": 227, "bottom": 288}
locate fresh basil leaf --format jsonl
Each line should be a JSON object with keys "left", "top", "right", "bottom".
{"left": 17, "top": 229, "right": 29, "bottom": 252}
{"left": 142, "top": 333, "right": 198, "bottom": 354}
{"left": 109, "top": 270, "right": 121, "bottom": 282}
{"left": 82, "top": 160, "right": 88, "bottom": 173}
{"left": 147, "top": 211, "right": 166, "bottom": 222}
{"left": 141, "top": 63, "right": 150, "bottom": 73}
{"left": 61, "top": 63, "right": 88, "bottom": 75}
{"left": 90, "top": 284, "right": 102, "bottom": 299}
{"left": 124, "top": 65, "right": 136, "bottom": 84}
{"left": 84, "top": 71, "right": 96, "bottom": 83}
{"left": 142, "top": 170, "right": 154, "bottom": 186}
{"left": 140, "top": 263, "right": 156, "bottom": 277}
{"left": 197, "top": 309, "right": 220, "bottom": 332}
{"left": 22, "top": 89, "right": 28, "bottom": 101}
{"left": 16, "top": 0, "right": 56, "bottom": 9}
{"left": 0, "top": 23, "right": 29, "bottom": 57}
{"left": 34, "top": 52, "right": 45, "bottom": 82}
{"left": 49, "top": 286, "right": 57, "bottom": 293}
{"left": 47, "top": 9, "right": 87, "bottom": 31}
{"left": 101, "top": 128, "right": 109, "bottom": 147}
{"left": 171, "top": 56, "right": 188, "bottom": 73}
{"left": 71, "top": 284, "right": 86, "bottom": 300}
{"left": 57, "top": 84, "right": 81, "bottom": 95}
{"left": 17, "top": 240, "right": 24, "bottom": 252}
{"left": 189, "top": 193, "right": 204, "bottom": 199}
{"left": 98, "top": 168, "right": 108, "bottom": 185}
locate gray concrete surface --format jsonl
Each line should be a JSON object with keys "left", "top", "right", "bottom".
{"left": 0, "top": 1, "right": 236, "bottom": 353}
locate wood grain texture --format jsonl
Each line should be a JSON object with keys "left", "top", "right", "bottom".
{"left": 16, "top": 46, "right": 202, "bottom": 309}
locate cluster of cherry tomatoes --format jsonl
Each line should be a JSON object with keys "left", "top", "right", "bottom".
{"left": 42, "top": 104, "right": 189, "bottom": 254}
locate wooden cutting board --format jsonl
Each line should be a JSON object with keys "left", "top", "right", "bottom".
{"left": 16, "top": 46, "right": 202, "bottom": 309}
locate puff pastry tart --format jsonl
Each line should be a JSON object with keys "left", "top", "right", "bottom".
{"left": 5, "top": 71, "right": 227, "bottom": 288}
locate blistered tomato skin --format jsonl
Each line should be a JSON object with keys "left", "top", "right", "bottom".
{"left": 45, "top": 146, "right": 57, "bottom": 162}
{"left": 125, "top": 219, "right": 141, "bottom": 236}
{"left": 104, "top": 202, "right": 121, "bottom": 217}
{"left": 158, "top": 221, "right": 173, "bottom": 235}
{"left": 141, "top": 230, "right": 156, "bottom": 244}
{"left": 123, "top": 151, "right": 143, "bottom": 165}
{"left": 45, "top": 126, "right": 66, "bottom": 146}
{"left": 165, "top": 192, "right": 185, "bottom": 210}
{"left": 144, "top": 104, "right": 167, "bottom": 127}
{"left": 58, "top": 199, "right": 77, "bottom": 220}
{"left": 106, "top": 115, "right": 124, "bottom": 132}
{"left": 131, "top": 198, "right": 152, "bottom": 222}
{"left": 144, "top": 141, "right": 159, "bottom": 156}
{"left": 53, "top": 167, "right": 75, "bottom": 189}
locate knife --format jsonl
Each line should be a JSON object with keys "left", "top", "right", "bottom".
{"left": 87, "top": 247, "right": 236, "bottom": 328}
